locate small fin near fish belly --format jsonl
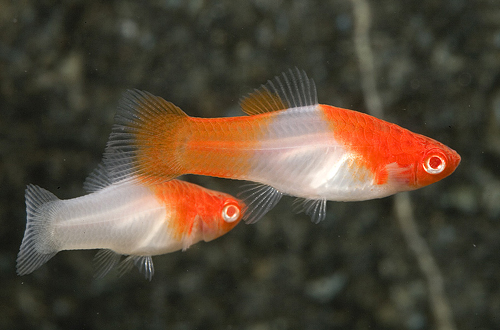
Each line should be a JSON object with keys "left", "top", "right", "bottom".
{"left": 238, "top": 183, "right": 283, "bottom": 224}
{"left": 292, "top": 198, "right": 327, "bottom": 224}
{"left": 17, "top": 185, "right": 61, "bottom": 276}
{"left": 118, "top": 255, "right": 155, "bottom": 281}
{"left": 104, "top": 89, "right": 188, "bottom": 184}
{"left": 133, "top": 256, "right": 154, "bottom": 281}
{"left": 93, "top": 249, "right": 121, "bottom": 278}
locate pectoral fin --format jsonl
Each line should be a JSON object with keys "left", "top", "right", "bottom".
{"left": 238, "top": 183, "right": 283, "bottom": 224}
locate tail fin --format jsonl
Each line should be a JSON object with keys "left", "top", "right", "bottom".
{"left": 104, "top": 90, "right": 188, "bottom": 184}
{"left": 16, "top": 185, "right": 60, "bottom": 275}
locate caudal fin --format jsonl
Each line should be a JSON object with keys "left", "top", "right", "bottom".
{"left": 16, "top": 185, "right": 60, "bottom": 275}
{"left": 104, "top": 89, "right": 188, "bottom": 184}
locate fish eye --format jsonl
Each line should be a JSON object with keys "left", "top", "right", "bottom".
{"left": 222, "top": 204, "right": 240, "bottom": 223}
{"left": 423, "top": 154, "right": 446, "bottom": 174}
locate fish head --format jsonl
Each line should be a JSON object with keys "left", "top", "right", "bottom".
{"left": 197, "top": 191, "right": 245, "bottom": 242}
{"left": 412, "top": 138, "right": 461, "bottom": 188}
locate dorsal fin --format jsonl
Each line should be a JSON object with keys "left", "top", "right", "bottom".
{"left": 239, "top": 68, "right": 318, "bottom": 115}
{"left": 83, "top": 163, "right": 112, "bottom": 193}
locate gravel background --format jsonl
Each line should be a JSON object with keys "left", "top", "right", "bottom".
{"left": 1, "top": 1, "right": 499, "bottom": 329}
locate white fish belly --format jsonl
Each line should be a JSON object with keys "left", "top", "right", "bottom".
{"left": 249, "top": 107, "right": 389, "bottom": 201}
{"left": 51, "top": 181, "right": 182, "bottom": 256}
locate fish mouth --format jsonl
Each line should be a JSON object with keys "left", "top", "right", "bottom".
{"left": 447, "top": 147, "right": 461, "bottom": 171}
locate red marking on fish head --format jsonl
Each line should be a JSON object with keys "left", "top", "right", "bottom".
{"left": 376, "top": 129, "right": 460, "bottom": 189}
{"left": 320, "top": 104, "right": 460, "bottom": 191}
{"left": 414, "top": 139, "right": 461, "bottom": 188}
{"left": 150, "top": 180, "right": 244, "bottom": 244}
{"left": 196, "top": 192, "right": 245, "bottom": 242}
{"left": 373, "top": 128, "right": 460, "bottom": 189}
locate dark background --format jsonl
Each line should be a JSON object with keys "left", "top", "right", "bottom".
{"left": 1, "top": 1, "right": 499, "bottom": 329}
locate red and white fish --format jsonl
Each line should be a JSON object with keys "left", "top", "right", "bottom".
{"left": 17, "top": 163, "right": 244, "bottom": 280}
{"left": 105, "top": 69, "right": 460, "bottom": 224}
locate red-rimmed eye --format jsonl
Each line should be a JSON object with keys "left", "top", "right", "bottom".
{"left": 222, "top": 204, "right": 240, "bottom": 223}
{"left": 423, "top": 155, "right": 446, "bottom": 174}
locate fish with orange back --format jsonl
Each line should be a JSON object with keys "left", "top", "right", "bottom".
{"left": 105, "top": 69, "right": 460, "bottom": 224}
{"left": 17, "top": 163, "right": 244, "bottom": 280}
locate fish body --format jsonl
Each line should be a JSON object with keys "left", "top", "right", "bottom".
{"left": 105, "top": 69, "right": 461, "bottom": 223}
{"left": 17, "top": 164, "right": 244, "bottom": 280}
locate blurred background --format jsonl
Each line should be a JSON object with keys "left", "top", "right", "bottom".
{"left": 1, "top": 0, "right": 499, "bottom": 329}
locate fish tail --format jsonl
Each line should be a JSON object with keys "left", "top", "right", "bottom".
{"left": 104, "top": 89, "right": 189, "bottom": 184}
{"left": 17, "top": 184, "right": 61, "bottom": 275}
